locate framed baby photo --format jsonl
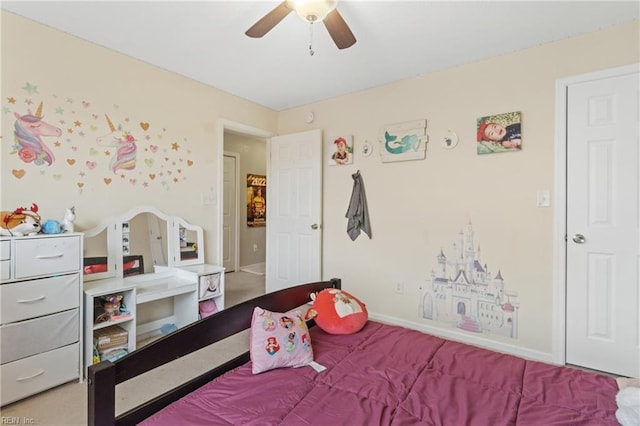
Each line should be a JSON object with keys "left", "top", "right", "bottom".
{"left": 476, "top": 111, "right": 522, "bottom": 155}
{"left": 328, "top": 135, "right": 354, "bottom": 166}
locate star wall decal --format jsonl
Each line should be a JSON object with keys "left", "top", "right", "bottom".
{"left": 22, "top": 82, "right": 38, "bottom": 94}
{"left": 171, "top": 142, "right": 180, "bottom": 151}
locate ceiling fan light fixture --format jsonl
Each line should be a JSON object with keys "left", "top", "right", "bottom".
{"left": 286, "top": 0, "right": 338, "bottom": 23}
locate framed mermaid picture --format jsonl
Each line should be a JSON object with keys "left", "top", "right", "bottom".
{"left": 378, "top": 119, "right": 428, "bottom": 163}
{"left": 476, "top": 111, "right": 522, "bottom": 155}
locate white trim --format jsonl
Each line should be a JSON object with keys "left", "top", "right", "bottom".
{"left": 369, "top": 312, "right": 554, "bottom": 363}
{"left": 552, "top": 63, "right": 640, "bottom": 365}
{"left": 223, "top": 151, "right": 241, "bottom": 273}
{"left": 217, "top": 119, "right": 273, "bottom": 268}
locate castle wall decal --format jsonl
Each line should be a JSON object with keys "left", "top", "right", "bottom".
{"left": 420, "top": 221, "right": 520, "bottom": 339}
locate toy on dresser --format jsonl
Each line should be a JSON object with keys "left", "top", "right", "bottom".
{"left": 42, "top": 206, "right": 76, "bottom": 234}
{"left": 62, "top": 206, "right": 75, "bottom": 233}
{"left": 0, "top": 203, "right": 42, "bottom": 236}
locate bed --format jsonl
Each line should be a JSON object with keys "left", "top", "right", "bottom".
{"left": 87, "top": 278, "right": 621, "bottom": 426}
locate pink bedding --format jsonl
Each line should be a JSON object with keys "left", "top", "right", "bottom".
{"left": 141, "top": 321, "right": 619, "bottom": 425}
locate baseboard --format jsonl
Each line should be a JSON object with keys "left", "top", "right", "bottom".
{"left": 239, "top": 262, "right": 265, "bottom": 276}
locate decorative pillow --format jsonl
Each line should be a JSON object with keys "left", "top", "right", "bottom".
{"left": 250, "top": 307, "right": 313, "bottom": 374}
{"left": 306, "top": 288, "right": 368, "bottom": 335}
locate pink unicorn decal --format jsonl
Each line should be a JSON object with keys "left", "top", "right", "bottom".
{"left": 96, "top": 114, "right": 137, "bottom": 174}
{"left": 13, "top": 102, "right": 61, "bottom": 166}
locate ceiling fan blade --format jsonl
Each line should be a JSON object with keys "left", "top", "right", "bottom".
{"left": 323, "top": 8, "right": 356, "bottom": 49}
{"left": 245, "top": 1, "right": 292, "bottom": 38}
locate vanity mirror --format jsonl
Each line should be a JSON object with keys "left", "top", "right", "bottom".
{"left": 83, "top": 206, "right": 203, "bottom": 281}
{"left": 82, "top": 206, "right": 224, "bottom": 376}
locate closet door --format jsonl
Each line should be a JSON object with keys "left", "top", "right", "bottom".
{"left": 565, "top": 70, "right": 639, "bottom": 377}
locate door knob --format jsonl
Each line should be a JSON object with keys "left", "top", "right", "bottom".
{"left": 311, "top": 224, "right": 319, "bottom": 230}
{"left": 572, "top": 234, "right": 586, "bottom": 244}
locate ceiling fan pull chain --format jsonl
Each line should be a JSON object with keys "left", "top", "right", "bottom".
{"left": 308, "top": 23, "right": 315, "bottom": 56}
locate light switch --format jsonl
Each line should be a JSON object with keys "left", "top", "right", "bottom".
{"left": 201, "top": 191, "right": 216, "bottom": 205}
{"left": 536, "top": 190, "right": 551, "bottom": 207}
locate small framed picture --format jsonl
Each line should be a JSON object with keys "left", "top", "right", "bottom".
{"left": 361, "top": 142, "right": 373, "bottom": 157}
{"left": 328, "top": 135, "right": 354, "bottom": 166}
{"left": 442, "top": 131, "right": 458, "bottom": 149}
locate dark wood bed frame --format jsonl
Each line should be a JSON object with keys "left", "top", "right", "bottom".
{"left": 87, "top": 278, "right": 341, "bottom": 426}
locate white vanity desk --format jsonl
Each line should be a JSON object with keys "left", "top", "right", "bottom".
{"left": 82, "top": 206, "right": 224, "bottom": 375}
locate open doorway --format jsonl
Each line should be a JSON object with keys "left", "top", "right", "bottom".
{"left": 219, "top": 120, "right": 272, "bottom": 306}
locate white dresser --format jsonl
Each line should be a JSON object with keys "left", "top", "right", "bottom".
{"left": 0, "top": 233, "right": 83, "bottom": 406}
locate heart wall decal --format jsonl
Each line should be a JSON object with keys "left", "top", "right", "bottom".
{"left": 140, "top": 122, "right": 150, "bottom": 131}
{"left": 12, "top": 169, "right": 26, "bottom": 178}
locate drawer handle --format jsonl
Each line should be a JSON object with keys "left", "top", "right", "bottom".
{"left": 35, "top": 253, "right": 64, "bottom": 259}
{"left": 17, "top": 295, "right": 46, "bottom": 304}
{"left": 16, "top": 370, "right": 45, "bottom": 382}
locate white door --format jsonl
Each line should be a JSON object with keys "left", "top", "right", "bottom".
{"left": 223, "top": 154, "right": 238, "bottom": 272}
{"left": 266, "top": 129, "right": 323, "bottom": 293}
{"left": 566, "top": 71, "right": 639, "bottom": 377}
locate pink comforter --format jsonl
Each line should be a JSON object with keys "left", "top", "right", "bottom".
{"left": 141, "top": 321, "right": 619, "bottom": 425}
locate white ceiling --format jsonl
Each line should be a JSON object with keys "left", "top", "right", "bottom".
{"left": 3, "top": 1, "right": 638, "bottom": 111}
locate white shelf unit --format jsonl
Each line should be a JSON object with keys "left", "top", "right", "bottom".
{"left": 83, "top": 266, "right": 225, "bottom": 374}
{"left": 84, "top": 280, "right": 137, "bottom": 373}
{"left": 178, "top": 264, "right": 226, "bottom": 315}
{"left": 0, "top": 233, "right": 83, "bottom": 406}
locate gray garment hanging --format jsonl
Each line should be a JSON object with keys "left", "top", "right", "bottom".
{"left": 346, "top": 170, "right": 371, "bottom": 241}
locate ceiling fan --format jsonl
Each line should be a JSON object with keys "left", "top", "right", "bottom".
{"left": 245, "top": 0, "right": 356, "bottom": 51}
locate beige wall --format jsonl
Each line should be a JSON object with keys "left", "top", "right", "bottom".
{"left": 1, "top": 11, "right": 277, "bottom": 266}
{"left": 2, "top": 10, "right": 638, "bottom": 360}
{"left": 277, "top": 22, "right": 639, "bottom": 357}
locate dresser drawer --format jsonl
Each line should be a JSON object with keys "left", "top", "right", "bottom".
{"left": 14, "top": 236, "right": 80, "bottom": 279}
{"left": 0, "top": 239, "right": 10, "bottom": 261}
{"left": 1, "top": 308, "right": 79, "bottom": 364}
{"left": 0, "top": 260, "right": 9, "bottom": 281}
{"left": 0, "top": 240, "right": 10, "bottom": 281}
{"left": 0, "top": 274, "right": 80, "bottom": 324}
{"left": 0, "top": 343, "right": 79, "bottom": 406}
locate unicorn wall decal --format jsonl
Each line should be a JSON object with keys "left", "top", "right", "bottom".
{"left": 96, "top": 114, "right": 137, "bottom": 174}
{"left": 13, "top": 102, "right": 61, "bottom": 166}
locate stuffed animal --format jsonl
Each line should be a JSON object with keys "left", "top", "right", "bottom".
{"left": 41, "top": 219, "right": 62, "bottom": 234}
{"left": 306, "top": 288, "right": 368, "bottom": 335}
{"left": 62, "top": 206, "right": 75, "bottom": 233}
{"left": 0, "top": 203, "right": 42, "bottom": 236}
